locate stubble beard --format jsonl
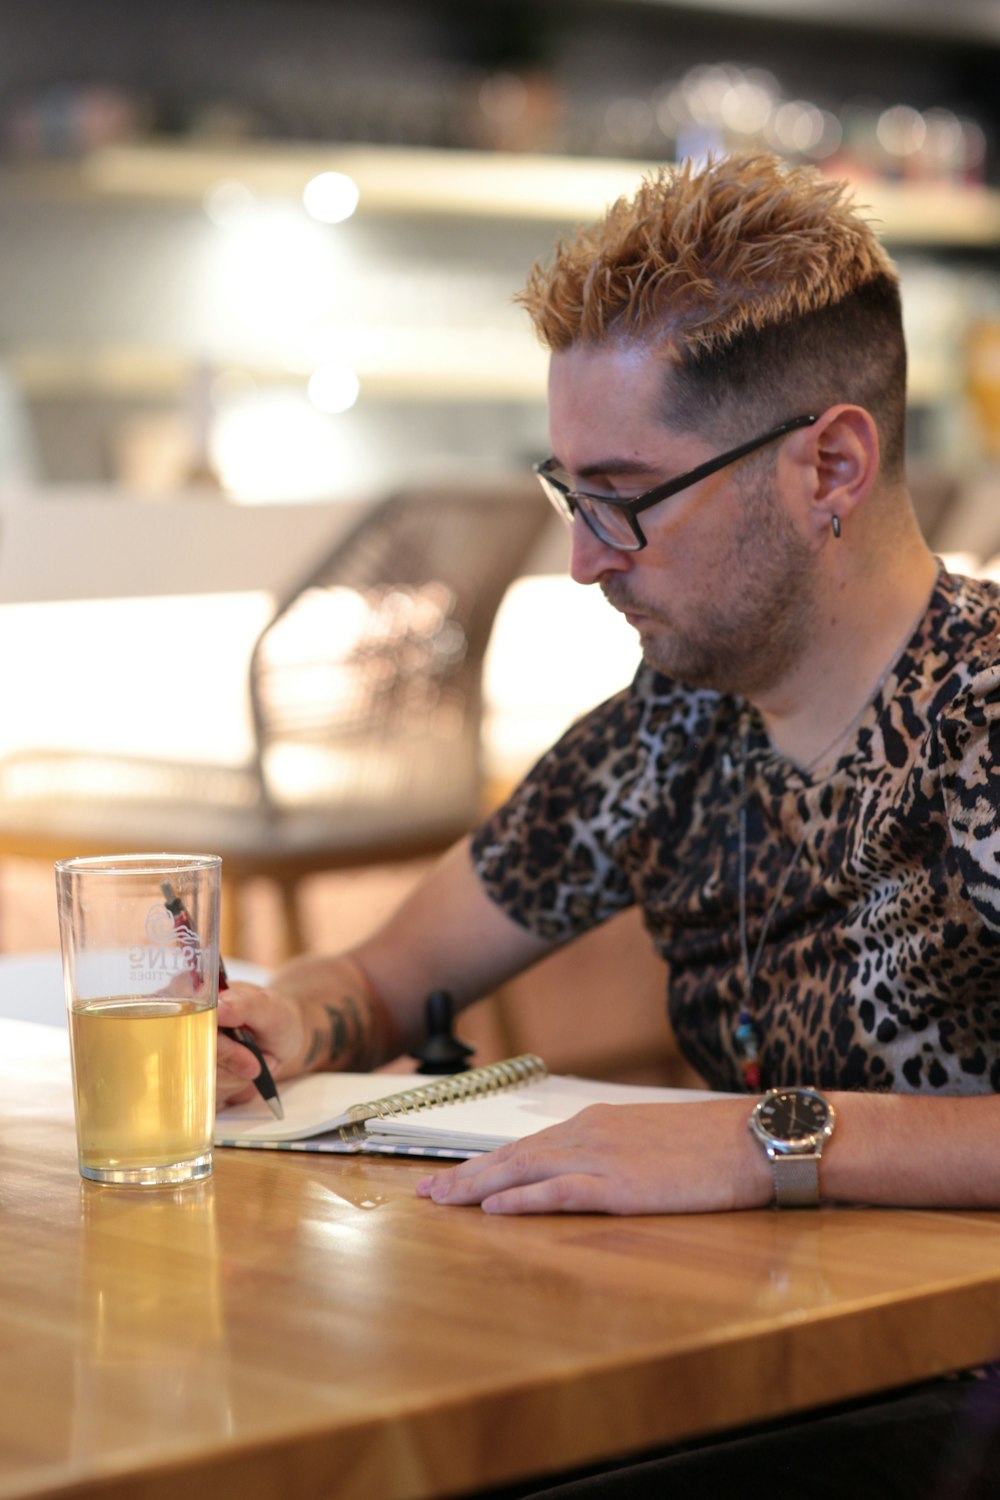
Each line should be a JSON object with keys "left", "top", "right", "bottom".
{"left": 602, "top": 482, "right": 819, "bottom": 698}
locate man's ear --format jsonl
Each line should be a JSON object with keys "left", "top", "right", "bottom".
{"left": 784, "top": 405, "right": 881, "bottom": 539}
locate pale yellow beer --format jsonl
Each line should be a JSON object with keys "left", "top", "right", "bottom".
{"left": 69, "top": 998, "right": 216, "bottom": 1178}
{"left": 56, "top": 853, "right": 221, "bottom": 1186}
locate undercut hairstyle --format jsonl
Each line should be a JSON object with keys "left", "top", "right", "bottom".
{"left": 518, "top": 153, "right": 907, "bottom": 479}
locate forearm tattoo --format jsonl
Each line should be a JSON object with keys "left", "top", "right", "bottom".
{"left": 304, "top": 991, "right": 382, "bottom": 1071}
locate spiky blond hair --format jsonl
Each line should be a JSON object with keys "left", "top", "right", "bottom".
{"left": 519, "top": 154, "right": 894, "bottom": 353}
{"left": 519, "top": 154, "right": 907, "bottom": 476}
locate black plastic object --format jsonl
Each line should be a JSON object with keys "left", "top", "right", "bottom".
{"left": 411, "top": 989, "right": 475, "bottom": 1074}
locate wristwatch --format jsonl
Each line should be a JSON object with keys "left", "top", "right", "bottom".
{"left": 748, "top": 1087, "right": 836, "bottom": 1208}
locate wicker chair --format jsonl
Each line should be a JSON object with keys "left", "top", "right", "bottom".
{"left": 0, "top": 478, "right": 550, "bottom": 956}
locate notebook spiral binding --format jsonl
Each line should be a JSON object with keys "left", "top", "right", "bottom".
{"left": 342, "top": 1053, "right": 548, "bottom": 1136}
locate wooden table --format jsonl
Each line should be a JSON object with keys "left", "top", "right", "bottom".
{"left": 5, "top": 1018, "right": 1000, "bottom": 1500}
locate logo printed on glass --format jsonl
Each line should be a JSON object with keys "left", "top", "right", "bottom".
{"left": 129, "top": 901, "right": 201, "bottom": 984}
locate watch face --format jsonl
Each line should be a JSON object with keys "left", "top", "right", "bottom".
{"left": 756, "top": 1089, "right": 830, "bottom": 1142}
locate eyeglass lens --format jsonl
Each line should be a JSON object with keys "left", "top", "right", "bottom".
{"left": 539, "top": 472, "right": 641, "bottom": 550}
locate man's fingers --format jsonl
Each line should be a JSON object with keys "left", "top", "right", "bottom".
{"left": 427, "top": 1142, "right": 583, "bottom": 1206}
{"left": 217, "top": 983, "right": 269, "bottom": 1029}
{"left": 419, "top": 1153, "right": 610, "bottom": 1214}
{"left": 481, "top": 1174, "right": 605, "bottom": 1215}
{"left": 217, "top": 1029, "right": 261, "bottom": 1076}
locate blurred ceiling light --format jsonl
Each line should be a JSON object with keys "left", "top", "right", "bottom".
{"left": 212, "top": 390, "right": 347, "bottom": 501}
{"left": 770, "top": 100, "right": 826, "bottom": 155}
{"left": 203, "top": 178, "right": 255, "bottom": 229}
{"left": 958, "top": 117, "right": 987, "bottom": 172}
{"left": 921, "top": 108, "right": 964, "bottom": 169}
{"left": 720, "top": 78, "right": 774, "bottom": 136}
{"left": 307, "top": 363, "right": 360, "bottom": 414}
{"left": 303, "top": 171, "right": 360, "bottom": 224}
{"left": 811, "top": 111, "right": 843, "bottom": 160}
{"left": 682, "top": 65, "right": 736, "bottom": 127}
{"left": 877, "top": 104, "right": 927, "bottom": 158}
{"left": 212, "top": 205, "right": 337, "bottom": 325}
{"left": 744, "top": 67, "right": 781, "bottom": 99}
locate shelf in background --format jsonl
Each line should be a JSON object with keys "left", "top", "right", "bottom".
{"left": 8, "top": 340, "right": 548, "bottom": 401}
{"left": 15, "top": 140, "right": 1000, "bottom": 246}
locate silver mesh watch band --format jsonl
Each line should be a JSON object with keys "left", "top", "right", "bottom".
{"left": 770, "top": 1153, "right": 820, "bottom": 1208}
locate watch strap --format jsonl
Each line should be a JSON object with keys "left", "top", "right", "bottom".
{"left": 769, "top": 1152, "right": 820, "bottom": 1208}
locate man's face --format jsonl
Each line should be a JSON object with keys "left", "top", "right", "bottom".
{"left": 546, "top": 341, "right": 818, "bottom": 698}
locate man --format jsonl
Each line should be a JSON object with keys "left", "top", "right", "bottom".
{"left": 218, "top": 152, "right": 1000, "bottom": 1221}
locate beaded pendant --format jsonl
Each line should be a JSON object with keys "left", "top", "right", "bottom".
{"left": 734, "top": 1007, "right": 761, "bottom": 1091}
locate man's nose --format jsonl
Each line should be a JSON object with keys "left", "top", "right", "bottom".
{"left": 569, "top": 516, "right": 631, "bottom": 586}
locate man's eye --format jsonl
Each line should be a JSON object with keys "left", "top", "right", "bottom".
{"left": 581, "top": 478, "right": 636, "bottom": 502}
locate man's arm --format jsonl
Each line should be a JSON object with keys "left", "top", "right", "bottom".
{"left": 415, "top": 1088, "right": 1000, "bottom": 1215}
{"left": 217, "top": 836, "right": 556, "bottom": 1105}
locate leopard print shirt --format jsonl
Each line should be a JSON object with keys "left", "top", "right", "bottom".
{"left": 471, "top": 568, "right": 1000, "bottom": 1095}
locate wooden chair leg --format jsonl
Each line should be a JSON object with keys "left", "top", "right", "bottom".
{"left": 220, "top": 876, "right": 242, "bottom": 960}
{"left": 276, "top": 878, "right": 307, "bottom": 963}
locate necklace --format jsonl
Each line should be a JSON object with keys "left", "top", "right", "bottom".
{"left": 732, "top": 635, "right": 913, "bottom": 1092}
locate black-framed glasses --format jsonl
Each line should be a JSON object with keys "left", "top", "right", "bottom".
{"left": 534, "top": 413, "right": 819, "bottom": 553}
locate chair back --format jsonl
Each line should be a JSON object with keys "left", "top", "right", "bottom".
{"left": 248, "top": 479, "right": 551, "bottom": 832}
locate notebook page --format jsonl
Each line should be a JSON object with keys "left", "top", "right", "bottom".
{"left": 215, "top": 1071, "right": 392, "bottom": 1143}
{"left": 365, "top": 1075, "right": 736, "bottom": 1150}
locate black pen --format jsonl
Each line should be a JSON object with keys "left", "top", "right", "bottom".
{"left": 161, "top": 881, "right": 284, "bottom": 1120}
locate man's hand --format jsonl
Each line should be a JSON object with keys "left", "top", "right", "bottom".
{"left": 216, "top": 983, "right": 309, "bottom": 1107}
{"left": 415, "top": 1099, "right": 773, "bottom": 1215}
{"left": 215, "top": 950, "right": 408, "bottom": 1107}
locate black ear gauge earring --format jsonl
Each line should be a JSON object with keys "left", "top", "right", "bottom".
{"left": 831, "top": 515, "right": 842, "bottom": 538}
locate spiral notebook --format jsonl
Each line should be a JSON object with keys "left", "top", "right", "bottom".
{"left": 214, "top": 1054, "right": 736, "bottom": 1159}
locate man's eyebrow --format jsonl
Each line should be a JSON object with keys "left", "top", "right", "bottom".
{"left": 550, "top": 455, "right": 660, "bottom": 479}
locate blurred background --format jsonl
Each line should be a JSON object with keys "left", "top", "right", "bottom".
{"left": 1, "top": 0, "right": 999, "bottom": 1078}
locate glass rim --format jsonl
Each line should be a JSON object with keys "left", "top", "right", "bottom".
{"left": 54, "top": 852, "right": 222, "bottom": 877}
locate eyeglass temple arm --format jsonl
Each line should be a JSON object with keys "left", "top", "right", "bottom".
{"left": 629, "top": 413, "right": 820, "bottom": 516}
